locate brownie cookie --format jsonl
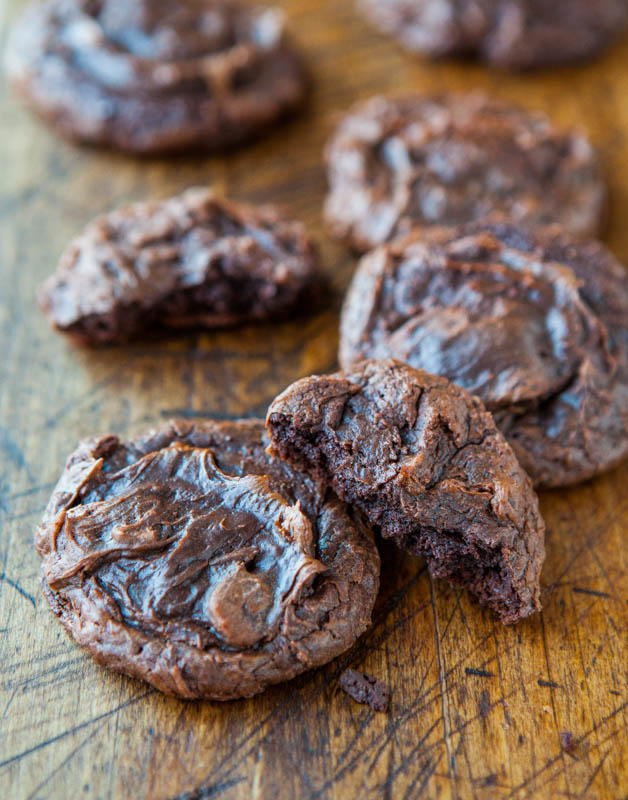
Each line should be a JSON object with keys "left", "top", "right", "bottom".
{"left": 267, "top": 359, "right": 545, "bottom": 624}
{"left": 39, "top": 187, "right": 319, "bottom": 344}
{"left": 358, "top": 0, "right": 628, "bottom": 69}
{"left": 6, "top": 0, "right": 306, "bottom": 153}
{"left": 325, "top": 94, "right": 604, "bottom": 251}
{"left": 36, "top": 419, "right": 379, "bottom": 700}
{"left": 339, "top": 223, "right": 628, "bottom": 488}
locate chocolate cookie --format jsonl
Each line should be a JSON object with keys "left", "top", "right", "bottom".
{"left": 39, "top": 188, "right": 319, "bottom": 344}
{"left": 267, "top": 359, "right": 545, "bottom": 624}
{"left": 36, "top": 419, "right": 379, "bottom": 700}
{"left": 325, "top": 94, "right": 604, "bottom": 251}
{"left": 358, "top": 0, "right": 628, "bottom": 69}
{"left": 339, "top": 223, "right": 628, "bottom": 488}
{"left": 6, "top": 0, "right": 306, "bottom": 153}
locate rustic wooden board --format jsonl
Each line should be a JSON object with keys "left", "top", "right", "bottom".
{"left": 1, "top": 1, "right": 628, "bottom": 798}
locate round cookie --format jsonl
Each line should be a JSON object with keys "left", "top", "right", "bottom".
{"left": 358, "top": 0, "right": 628, "bottom": 69}
{"left": 325, "top": 94, "right": 605, "bottom": 252}
{"left": 267, "top": 359, "right": 545, "bottom": 624}
{"left": 36, "top": 419, "right": 379, "bottom": 700}
{"left": 339, "top": 223, "right": 628, "bottom": 488}
{"left": 6, "top": 0, "right": 307, "bottom": 153}
{"left": 39, "top": 187, "right": 320, "bottom": 345}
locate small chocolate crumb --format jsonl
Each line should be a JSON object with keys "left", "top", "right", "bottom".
{"left": 560, "top": 731, "right": 576, "bottom": 754}
{"left": 339, "top": 669, "right": 390, "bottom": 713}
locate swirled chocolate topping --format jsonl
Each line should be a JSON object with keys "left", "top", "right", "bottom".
{"left": 325, "top": 93, "right": 604, "bottom": 251}
{"left": 358, "top": 0, "right": 628, "bottom": 70}
{"left": 37, "top": 419, "right": 379, "bottom": 700}
{"left": 339, "top": 223, "right": 628, "bottom": 488}
{"left": 267, "top": 359, "right": 545, "bottom": 624}
{"left": 7, "top": 0, "right": 307, "bottom": 152}
{"left": 39, "top": 187, "right": 320, "bottom": 344}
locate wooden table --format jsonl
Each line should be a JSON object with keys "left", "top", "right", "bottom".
{"left": 2, "top": 2, "right": 628, "bottom": 798}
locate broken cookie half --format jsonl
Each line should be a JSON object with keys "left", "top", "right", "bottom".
{"left": 39, "top": 187, "right": 320, "bottom": 345}
{"left": 267, "top": 359, "right": 545, "bottom": 624}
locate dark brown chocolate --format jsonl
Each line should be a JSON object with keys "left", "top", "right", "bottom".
{"left": 267, "top": 359, "right": 545, "bottom": 624}
{"left": 339, "top": 223, "right": 628, "bottom": 488}
{"left": 325, "top": 93, "right": 604, "bottom": 252}
{"left": 39, "top": 188, "right": 320, "bottom": 345}
{"left": 37, "top": 419, "right": 380, "bottom": 700}
{"left": 339, "top": 669, "right": 390, "bottom": 712}
{"left": 358, "top": 0, "right": 628, "bottom": 69}
{"left": 560, "top": 731, "right": 577, "bottom": 754}
{"left": 6, "top": 0, "right": 307, "bottom": 153}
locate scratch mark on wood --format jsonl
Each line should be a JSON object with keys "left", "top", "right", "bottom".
{"left": 429, "top": 577, "right": 460, "bottom": 800}
{"left": 364, "top": 659, "right": 440, "bottom": 781}
{"left": 305, "top": 620, "right": 511, "bottom": 797}
{"left": 335, "top": 710, "right": 375, "bottom": 769}
{"left": 381, "top": 744, "right": 395, "bottom": 800}
{"left": 402, "top": 751, "right": 444, "bottom": 800}
{"left": 578, "top": 750, "right": 610, "bottom": 799}
{"left": 378, "top": 719, "right": 442, "bottom": 795}
{"left": 503, "top": 703, "right": 628, "bottom": 798}
{"left": 1, "top": 506, "right": 47, "bottom": 523}
{"left": 26, "top": 725, "right": 103, "bottom": 800}
{"left": 585, "top": 536, "right": 621, "bottom": 599}
{"left": 538, "top": 680, "right": 562, "bottom": 689}
{"left": 160, "top": 406, "right": 267, "bottom": 421}
{"left": 0, "top": 572, "right": 36, "bottom": 608}
{"left": 535, "top": 611, "right": 572, "bottom": 799}
{"left": 231, "top": 653, "right": 508, "bottom": 800}
{"left": 6, "top": 481, "right": 56, "bottom": 502}
{"left": 1, "top": 656, "right": 84, "bottom": 694}
{"left": 464, "top": 668, "right": 494, "bottom": 678}
{"left": 572, "top": 587, "right": 612, "bottom": 599}
{"left": 0, "top": 183, "right": 40, "bottom": 218}
{"left": 0, "top": 426, "right": 33, "bottom": 480}
{"left": 1, "top": 686, "right": 18, "bottom": 722}
{"left": 0, "top": 689, "right": 154, "bottom": 770}
{"left": 41, "top": 364, "right": 134, "bottom": 430}
{"left": 325, "top": 712, "right": 435, "bottom": 799}
{"left": 351, "top": 634, "right": 509, "bottom": 789}
{"left": 0, "top": 642, "right": 77, "bottom": 675}
{"left": 166, "top": 777, "right": 246, "bottom": 800}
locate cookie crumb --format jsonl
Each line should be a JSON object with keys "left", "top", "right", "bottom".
{"left": 560, "top": 731, "right": 576, "bottom": 754}
{"left": 339, "top": 669, "right": 390, "bottom": 712}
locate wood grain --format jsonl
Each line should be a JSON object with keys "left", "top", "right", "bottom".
{"left": 1, "top": 1, "right": 627, "bottom": 798}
